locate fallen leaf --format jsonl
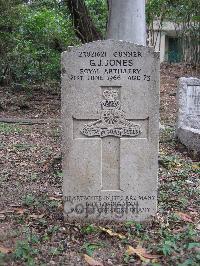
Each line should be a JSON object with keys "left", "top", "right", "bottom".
{"left": 99, "top": 227, "right": 125, "bottom": 239}
{"left": 28, "top": 214, "right": 44, "bottom": 219}
{"left": 172, "top": 227, "right": 185, "bottom": 233}
{"left": 0, "top": 246, "right": 12, "bottom": 254}
{"left": 196, "top": 224, "right": 200, "bottom": 231}
{"left": 13, "top": 207, "right": 27, "bottom": 215}
{"left": 127, "top": 246, "right": 149, "bottom": 263}
{"left": 49, "top": 196, "right": 62, "bottom": 201}
{"left": 0, "top": 214, "right": 5, "bottom": 220}
{"left": 192, "top": 163, "right": 200, "bottom": 170}
{"left": 127, "top": 246, "right": 160, "bottom": 263}
{"left": 176, "top": 212, "right": 194, "bottom": 223}
{"left": 54, "top": 192, "right": 62, "bottom": 197}
{"left": 189, "top": 211, "right": 198, "bottom": 216}
{"left": 9, "top": 204, "right": 21, "bottom": 208}
{"left": 4, "top": 209, "right": 15, "bottom": 214}
{"left": 0, "top": 207, "right": 27, "bottom": 215}
{"left": 84, "top": 254, "right": 104, "bottom": 266}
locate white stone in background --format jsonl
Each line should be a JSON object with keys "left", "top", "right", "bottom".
{"left": 176, "top": 77, "right": 200, "bottom": 152}
{"left": 61, "top": 40, "right": 160, "bottom": 222}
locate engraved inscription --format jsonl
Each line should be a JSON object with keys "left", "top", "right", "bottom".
{"left": 81, "top": 90, "right": 142, "bottom": 138}
{"left": 69, "top": 49, "right": 152, "bottom": 82}
{"left": 64, "top": 194, "right": 156, "bottom": 218}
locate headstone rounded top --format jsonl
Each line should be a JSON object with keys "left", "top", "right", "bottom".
{"left": 61, "top": 40, "right": 159, "bottom": 59}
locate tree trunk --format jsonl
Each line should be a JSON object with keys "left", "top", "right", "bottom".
{"left": 64, "top": 0, "right": 103, "bottom": 43}
{"left": 107, "top": 0, "right": 146, "bottom": 45}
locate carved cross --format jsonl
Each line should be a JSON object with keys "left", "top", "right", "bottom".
{"left": 74, "top": 87, "right": 147, "bottom": 191}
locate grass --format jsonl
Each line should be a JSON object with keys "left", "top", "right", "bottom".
{"left": 0, "top": 122, "right": 23, "bottom": 134}
{"left": 12, "top": 143, "right": 35, "bottom": 151}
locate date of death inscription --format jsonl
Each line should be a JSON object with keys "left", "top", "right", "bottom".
{"left": 64, "top": 195, "right": 156, "bottom": 218}
{"left": 68, "top": 50, "right": 151, "bottom": 82}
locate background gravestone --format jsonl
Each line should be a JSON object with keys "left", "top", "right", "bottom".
{"left": 176, "top": 77, "right": 200, "bottom": 153}
{"left": 62, "top": 40, "right": 159, "bottom": 221}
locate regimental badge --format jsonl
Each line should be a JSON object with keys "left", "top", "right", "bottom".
{"left": 81, "top": 90, "right": 142, "bottom": 138}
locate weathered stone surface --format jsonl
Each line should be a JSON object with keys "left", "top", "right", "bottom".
{"left": 176, "top": 77, "right": 200, "bottom": 152}
{"left": 61, "top": 40, "right": 160, "bottom": 222}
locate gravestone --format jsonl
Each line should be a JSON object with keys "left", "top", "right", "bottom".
{"left": 62, "top": 40, "right": 160, "bottom": 221}
{"left": 176, "top": 77, "right": 200, "bottom": 153}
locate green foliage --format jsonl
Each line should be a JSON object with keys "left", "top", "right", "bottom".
{"left": 187, "top": 243, "right": 200, "bottom": 249}
{"left": 82, "top": 242, "right": 104, "bottom": 256}
{"left": 14, "top": 228, "right": 39, "bottom": 265}
{"left": 81, "top": 224, "right": 98, "bottom": 234}
{"left": 146, "top": 0, "right": 168, "bottom": 25}
{"left": 50, "top": 247, "right": 63, "bottom": 256}
{"left": 85, "top": 0, "right": 108, "bottom": 36}
{"left": 13, "top": 143, "right": 34, "bottom": 151}
{"left": 146, "top": 0, "right": 200, "bottom": 65}
{"left": 159, "top": 239, "right": 178, "bottom": 256}
{"left": 146, "top": 0, "right": 200, "bottom": 25}
{"left": 14, "top": 8, "right": 74, "bottom": 82}
{"left": 0, "top": 123, "right": 23, "bottom": 134}
{"left": 0, "top": 0, "right": 107, "bottom": 85}
{"left": 0, "top": 0, "right": 77, "bottom": 85}
{"left": 14, "top": 241, "right": 37, "bottom": 266}
{"left": 159, "top": 155, "right": 181, "bottom": 170}
{"left": 22, "top": 194, "right": 38, "bottom": 206}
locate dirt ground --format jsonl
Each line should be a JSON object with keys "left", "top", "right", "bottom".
{"left": 0, "top": 63, "right": 199, "bottom": 266}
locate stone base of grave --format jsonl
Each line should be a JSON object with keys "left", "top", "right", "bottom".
{"left": 63, "top": 215, "right": 155, "bottom": 224}
{"left": 176, "top": 127, "right": 200, "bottom": 153}
{"left": 63, "top": 211, "right": 157, "bottom": 223}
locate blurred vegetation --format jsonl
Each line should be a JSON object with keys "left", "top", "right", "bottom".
{"left": 146, "top": 0, "right": 200, "bottom": 65}
{"left": 85, "top": 0, "right": 108, "bottom": 36}
{"left": 0, "top": 0, "right": 78, "bottom": 85}
{"left": 0, "top": 0, "right": 199, "bottom": 86}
